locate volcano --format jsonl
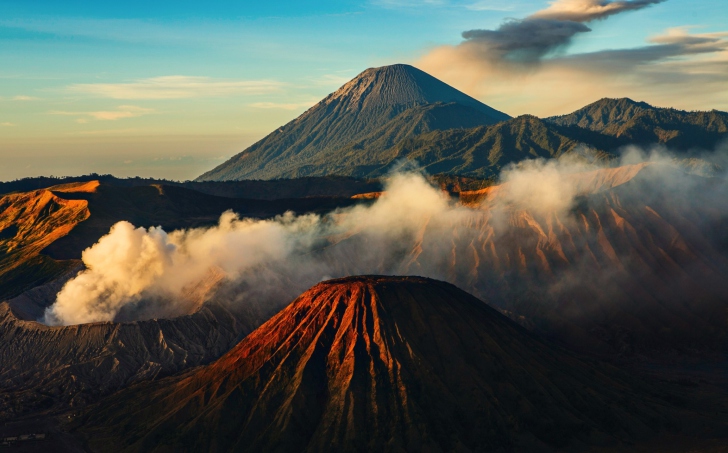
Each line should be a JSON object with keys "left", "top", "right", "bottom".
{"left": 196, "top": 64, "right": 510, "bottom": 181}
{"left": 79, "top": 276, "right": 674, "bottom": 452}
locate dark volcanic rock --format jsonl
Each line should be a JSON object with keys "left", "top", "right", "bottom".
{"left": 0, "top": 301, "right": 247, "bottom": 420}
{"left": 78, "top": 276, "right": 676, "bottom": 452}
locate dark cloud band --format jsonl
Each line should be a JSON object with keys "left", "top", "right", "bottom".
{"left": 461, "top": 0, "right": 667, "bottom": 65}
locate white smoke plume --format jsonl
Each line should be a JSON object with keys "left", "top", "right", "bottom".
{"left": 43, "top": 173, "right": 455, "bottom": 325}
{"left": 43, "top": 148, "right": 728, "bottom": 327}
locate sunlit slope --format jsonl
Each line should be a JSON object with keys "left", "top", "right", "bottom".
{"left": 0, "top": 184, "right": 91, "bottom": 299}
{"left": 78, "top": 276, "right": 675, "bottom": 453}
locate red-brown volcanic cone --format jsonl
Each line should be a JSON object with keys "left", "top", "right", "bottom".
{"left": 80, "top": 276, "right": 674, "bottom": 452}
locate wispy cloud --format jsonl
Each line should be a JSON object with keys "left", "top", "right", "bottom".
{"left": 250, "top": 100, "right": 318, "bottom": 110}
{"left": 464, "top": 1, "right": 516, "bottom": 11}
{"left": 67, "top": 76, "right": 284, "bottom": 100}
{"left": 12, "top": 95, "right": 40, "bottom": 101}
{"left": 71, "top": 128, "right": 141, "bottom": 136}
{"left": 49, "top": 105, "right": 154, "bottom": 122}
{"left": 315, "top": 73, "right": 357, "bottom": 87}
{"left": 0, "top": 18, "right": 197, "bottom": 45}
{"left": 371, "top": 0, "right": 513, "bottom": 10}
{"left": 372, "top": 0, "right": 448, "bottom": 8}
{"left": 1, "top": 122, "right": 16, "bottom": 127}
{"left": 532, "top": 0, "right": 665, "bottom": 22}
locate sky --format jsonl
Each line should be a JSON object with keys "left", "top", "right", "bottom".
{"left": 0, "top": 0, "right": 726, "bottom": 181}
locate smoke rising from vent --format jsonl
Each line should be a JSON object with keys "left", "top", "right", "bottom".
{"left": 44, "top": 148, "right": 728, "bottom": 327}
{"left": 43, "top": 173, "right": 455, "bottom": 325}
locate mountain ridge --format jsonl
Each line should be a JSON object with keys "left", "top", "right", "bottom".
{"left": 547, "top": 97, "right": 728, "bottom": 150}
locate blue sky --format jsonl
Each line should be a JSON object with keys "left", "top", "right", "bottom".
{"left": 1, "top": 0, "right": 726, "bottom": 180}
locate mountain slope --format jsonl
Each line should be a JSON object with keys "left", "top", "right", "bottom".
{"left": 433, "top": 165, "right": 728, "bottom": 355}
{"left": 0, "top": 299, "right": 248, "bottom": 421}
{"left": 547, "top": 98, "right": 728, "bottom": 150}
{"left": 0, "top": 184, "right": 91, "bottom": 299}
{"left": 42, "top": 182, "right": 359, "bottom": 261}
{"left": 385, "top": 115, "right": 617, "bottom": 178}
{"left": 78, "top": 276, "right": 674, "bottom": 452}
{"left": 0, "top": 174, "right": 383, "bottom": 201}
{"left": 306, "top": 164, "right": 728, "bottom": 357}
{"left": 197, "top": 64, "right": 510, "bottom": 181}
{"left": 0, "top": 178, "right": 363, "bottom": 306}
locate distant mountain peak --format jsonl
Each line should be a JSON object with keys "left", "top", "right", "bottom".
{"left": 324, "top": 64, "right": 495, "bottom": 114}
{"left": 546, "top": 97, "right": 728, "bottom": 148}
{"left": 591, "top": 97, "right": 653, "bottom": 108}
{"left": 196, "top": 64, "right": 509, "bottom": 181}
{"left": 547, "top": 97, "right": 656, "bottom": 131}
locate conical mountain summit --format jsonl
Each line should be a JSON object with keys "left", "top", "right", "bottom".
{"left": 197, "top": 64, "right": 510, "bottom": 181}
{"left": 79, "top": 276, "right": 673, "bottom": 452}
{"left": 323, "top": 64, "right": 506, "bottom": 115}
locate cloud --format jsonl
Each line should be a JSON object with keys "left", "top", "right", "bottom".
{"left": 418, "top": 11, "right": 728, "bottom": 115}
{"left": 67, "top": 76, "right": 284, "bottom": 100}
{"left": 71, "top": 128, "right": 141, "bottom": 136}
{"left": 464, "top": 1, "right": 516, "bottom": 12}
{"left": 12, "top": 95, "right": 40, "bottom": 101}
{"left": 49, "top": 105, "right": 154, "bottom": 121}
{"left": 371, "top": 0, "right": 513, "bottom": 10}
{"left": 457, "top": 0, "right": 666, "bottom": 66}
{"left": 557, "top": 28, "right": 728, "bottom": 72}
{"left": 1, "top": 122, "right": 16, "bottom": 127}
{"left": 531, "top": 0, "right": 666, "bottom": 22}
{"left": 250, "top": 100, "right": 318, "bottom": 110}
{"left": 461, "top": 19, "right": 591, "bottom": 64}
{"left": 43, "top": 173, "right": 457, "bottom": 325}
{"left": 371, "top": 0, "right": 448, "bottom": 8}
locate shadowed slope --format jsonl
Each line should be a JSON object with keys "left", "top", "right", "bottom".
{"left": 547, "top": 98, "right": 728, "bottom": 150}
{"left": 0, "top": 300, "right": 248, "bottom": 421}
{"left": 80, "top": 277, "right": 675, "bottom": 452}
{"left": 42, "top": 182, "right": 359, "bottom": 261}
{"left": 313, "top": 165, "right": 728, "bottom": 357}
{"left": 413, "top": 165, "right": 728, "bottom": 356}
{"left": 388, "top": 115, "right": 617, "bottom": 178}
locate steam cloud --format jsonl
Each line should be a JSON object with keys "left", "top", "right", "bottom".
{"left": 44, "top": 173, "right": 455, "bottom": 325}
{"left": 44, "top": 147, "right": 728, "bottom": 326}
